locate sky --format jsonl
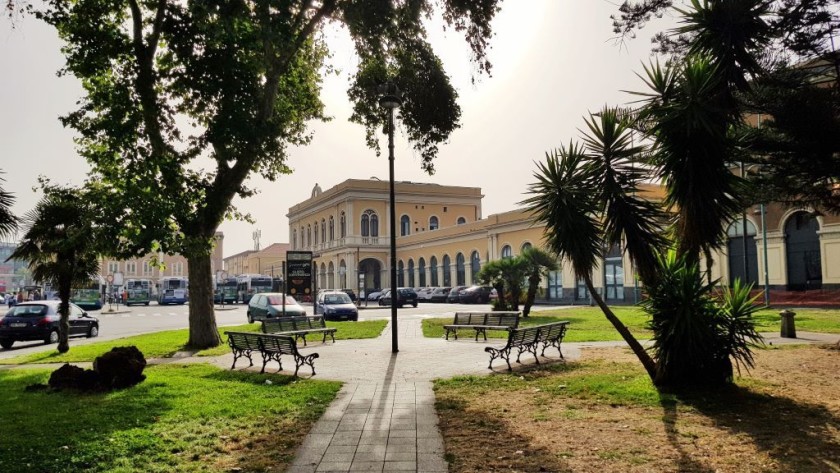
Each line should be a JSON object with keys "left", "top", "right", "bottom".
{"left": 0, "top": 1, "right": 680, "bottom": 257}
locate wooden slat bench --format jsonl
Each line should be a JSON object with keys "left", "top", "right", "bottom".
{"left": 261, "top": 316, "right": 337, "bottom": 346}
{"left": 443, "top": 311, "right": 521, "bottom": 341}
{"left": 484, "top": 321, "right": 570, "bottom": 370}
{"left": 225, "top": 331, "right": 319, "bottom": 376}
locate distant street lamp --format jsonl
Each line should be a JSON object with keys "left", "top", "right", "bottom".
{"left": 379, "top": 81, "right": 402, "bottom": 353}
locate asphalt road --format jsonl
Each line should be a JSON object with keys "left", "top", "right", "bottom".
{"left": 0, "top": 300, "right": 532, "bottom": 360}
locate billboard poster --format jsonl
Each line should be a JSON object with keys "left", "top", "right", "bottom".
{"left": 286, "top": 251, "right": 313, "bottom": 298}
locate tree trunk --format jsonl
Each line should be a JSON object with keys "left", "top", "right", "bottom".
{"left": 186, "top": 253, "right": 221, "bottom": 349}
{"left": 585, "top": 276, "right": 657, "bottom": 382}
{"left": 493, "top": 282, "right": 506, "bottom": 310}
{"left": 523, "top": 273, "right": 540, "bottom": 317}
{"left": 57, "top": 276, "right": 71, "bottom": 353}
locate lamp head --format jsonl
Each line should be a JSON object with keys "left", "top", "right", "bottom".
{"left": 378, "top": 82, "right": 402, "bottom": 110}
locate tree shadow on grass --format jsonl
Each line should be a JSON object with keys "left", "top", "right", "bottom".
{"left": 672, "top": 385, "right": 840, "bottom": 472}
{"left": 0, "top": 369, "right": 174, "bottom": 473}
{"left": 659, "top": 395, "right": 717, "bottom": 473}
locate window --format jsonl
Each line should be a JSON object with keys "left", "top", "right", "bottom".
{"left": 329, "top": 216, "right": 334, "bottom": 240}
{"left": 430, "top": 256, "right": 439, "bottom": 286}
{"left": 142, "top": 260, "right": 153, "bottom": 276}
{"left": 400, "top": 215, "right": 411, "bottom": 236}
{"left": 501, "top": 245, "right": 513, "bottom": 259}
{"left": 429, "top": 216, "right": 439, "bottom": 231}
{"left": 292, "top": 229, "right": 297, "bottom": 249}
{"left": 307, "top": 225, "right": 312, "bottom": 247}
{"left": 108, "top": 261, "right": 119, "bottom": 273}
{"left": 321, "top": 219, "right": 326, "bottom": 243}
{"left": 407, "top": 259, "right": 415, "bottom": 287}
{"left": 548, "top": 270, "right": 562, "bottom": 299}
{"left": 418, "top": 257, "right": 426, "bottom": 287}
{"left": 456, "top": 253, "right": 465, "bottom": 286}
{"left": 340, "top": 212, "right": 346, "bottom": 237}
{"left": 339, "top": 260, "right": 347, "bottom": 288}
{"left": 576, "top": 274, "right": 588, "bottom": 300}
{"left": 521, "top": 242, "right": 532, "bottom": 252}
{"left": 470, "top": 251, "right": 481, "bottom": 283}
{"left": 314, "top": 222, "right": 319, "bottom": 244}
{"left": 457, "top": 217, "right": 466, "bottom": 225}
{"left": 173, "top": 262, "right": 184, "bottom": 276}
{"left": 397, "top": 260, "right": 405, "bottom": 287}
{"left": 126, "top": 261, "right": 136, "bottom": 275}
{"left": 370, "top": 214, "right": 379, "bottom": 237}
{"left": 361, "top": 214, "right": 370, "bottom": 237}
{"left": 443, "top": 255, "right": 451, "bottom": 287}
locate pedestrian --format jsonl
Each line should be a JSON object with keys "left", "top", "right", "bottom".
{"left": 17, "top": 289, "right": 24, "bottom": 304}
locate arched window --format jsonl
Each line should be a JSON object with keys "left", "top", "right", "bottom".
{"left": 408, "top": 259, "right": 415, "bottom": 287}
{"left": 340, "top": 212, "right": 346, "bottom": 238}
{"left": 470, "top": 251, "right": 481, "bottom": 283}
{"left": 361, "top": 214, "right": 370, "bottom": 237}
{"left": 321, "top": 219, "right": 326, "bottom": 243}
{"left": 418, "top": 257, "right": 426, "bottom": 287}
{"left": 521, "top": 242, "right": 532, "bottom": 252}
{"left": 429, "top": 216, "right": 439, "bottom": 231}
{"left": 443, "top": 254, "right": 452, "bottom": 287}
{"left": 339, "top": 260, "right": 347, "bottom": 288}
{"left": 292, "top": 229, "right": 297, "bottom": 249}
{"left": 457, "top": 217, "right": 466, "bottom": 225}
{"left": 456, "top": 253, "right": 465, "bottom": 286}
{"left": 328, "top": 262, "right": 335, "bottom": 289}
{"left": 397, "top": 260, "right": 405, "bottom": 287}
{"left": 307, "top": 225, "right": 312, "bottom": 247}
{"left": 370, "top": 214, "right": 379, "bottom": 237}
{"left": 430, "top": 256, "right": 439, "bottom": 286}
{"left": 329, "top": 216, "right": 335, "bottom": 240}
{"left": 314, "top": 223, "right": 319, "bottom": 245}
{"left": 501, "top": 245, "right": 512, "bottom": 259}
{"left": 400, "top": 215, "right": 411, "bottom": 236}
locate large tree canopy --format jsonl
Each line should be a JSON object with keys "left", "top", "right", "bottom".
{"left": 38, "top": 0, "right": 501, "bottom": 347}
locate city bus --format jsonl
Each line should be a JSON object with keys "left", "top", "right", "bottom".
{"left": 125, "top": 279, "right": 153, "bottom": 306}
{"left": 71, "top": 277, "right": 104, "bottom": 310}
{"left": 215, "top": 277, "right": 239, "bottom": 304}
{"left": 158, "top": 276, "right": 189, "bottom": 305}
{"left": 236, "top": 274, "right": 273, "bottom": 303}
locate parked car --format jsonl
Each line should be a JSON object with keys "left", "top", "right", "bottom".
{"left": 247, "top": 293, "right": 306, "bottom": 323}
{"left": 416, "top": 287, "right": 434, "bottom": 301}
{"left": 458, "top": 285, "right": 494, "bottom": 304}
{"left": 0, "top": 301, "right": 99, "bottom": 349}
{"left": 341, "top": 289, "right": 358, "bottom": 303}
{"left": 429, "top": 287, "right": 452, "bottom": 303}
{"left": 446, "top": 286, "right": 468, "bottom": 303}
{"left": 315, "top": 291, "right": 359, "bottom": 321}
{"left": 378, "top": 288, "right": 419, "bottom": 308}
{"left": 367, "top": 290, "right": 384, "bottom": 301}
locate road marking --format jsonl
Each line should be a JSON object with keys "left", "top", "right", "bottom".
{"left": 136, "top": 313, "right": 146, "bottom": 317}
{"left": 168, "top": 313, "right": 177, "bottom": 316}
{"left": 121, "top": 314, "right": 130, "bottom": 318}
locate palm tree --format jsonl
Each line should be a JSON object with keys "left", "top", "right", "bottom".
{"left": 476, "top": 259, "right": 507, "bottom": 310}
{"left": 0, "top": 171, "right": 17, "bottom": 240}
{"left": 520, "top": 247, "right": 558, "bottom": 317}
{"left": 8, "top": 189, "right": 100, "bottom": 353}
{"left": 497, "top": 257, "right": 529, "bottom": 312}
{"left": 522, "top": 110, "right": 662, "bottom": 381}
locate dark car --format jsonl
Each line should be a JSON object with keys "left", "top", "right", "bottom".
{"left": 429, "top": 287, "right": 452, "bottom": 303}
{"left": 0, "top": 301, "right": 99, "bottom": 349}
{"left": 341, "top": 289, "right": 357, "bottom": 303}
{"left": 315, "top": 291, "right": 359, "bottom": 321}
{"left": 378, "top": 288, "right": 419, "bottom": 308}
{"left": 458, "top": 285, "right": 494, "bottom": 304}
{"left": 247, "top": 293, "right": 306, "bottom": 323}
{"left": 446, "top": 286, "right": 468, "bottom": 303}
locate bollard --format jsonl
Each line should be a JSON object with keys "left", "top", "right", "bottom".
{"left": 780, "top": 309, "right": 796, "bottom": 338}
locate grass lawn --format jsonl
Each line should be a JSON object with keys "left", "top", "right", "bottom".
{"left": 422, "top": 307, "right": 840, "bottom": 342}
{"left": 1, "top": 320, "right": 388, "bottom": 365}
{"left": 434, "top": 345, "right": 840, "bottom": 472}
{"left": 0, "top": 363, "right": 341, "bottom": 472}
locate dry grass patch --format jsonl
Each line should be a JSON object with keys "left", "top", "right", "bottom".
{"left": 434, "top": 345, "right": 840, "bottom": 472}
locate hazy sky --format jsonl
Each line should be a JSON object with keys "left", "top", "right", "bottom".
{"left": 0, "top": 1, "right": 679, "bottom": 257}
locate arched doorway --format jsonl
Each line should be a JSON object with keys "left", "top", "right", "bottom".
{"left": 727, "top": 220, "right": 758, "bottom": 286}
{"left": 327, "top": 262, "right": 335, "bottom": 289}
{"left": 785, "top": 212, "right": 822, "bottom": 290}
{"left": 358, "top": 258, "right": 383, "bottom": 293}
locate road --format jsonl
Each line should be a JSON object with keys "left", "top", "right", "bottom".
{"left": 0, "top": 300, "right": 569, "bottom": 360}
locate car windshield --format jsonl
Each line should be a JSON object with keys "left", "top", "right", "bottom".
{"left": 267, "top": 295, "right": 296, "bottom": 305}
{"left": 324, "top": 293, "right": 351, "bottom": 304}
{"left": 6, "top": 305, "right": 49, "bottom": 317}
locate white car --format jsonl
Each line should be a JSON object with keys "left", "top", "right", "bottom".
{"left": 416, "top": 287, "right": 435, "bottom": 301}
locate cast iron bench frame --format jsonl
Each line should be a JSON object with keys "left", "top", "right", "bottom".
{"left": 261, "top": 315, "right": 337, "bottom": 346}
{"left": 443, "top": 311, "right": 521, "bottom": 341}
{"left": 225, "top": 331, "right": 319, "bottom": 376}
{"left": 484, "top": 321, "right": 570, "bottom": 370}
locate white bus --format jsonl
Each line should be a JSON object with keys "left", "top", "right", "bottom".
{"left": 125, "top": 279, "right": 153, "bottom": 306}
{"left": 236, "top": 274, "right": 273, "bottom": 304}
{"left": 158, "top": 276, "right": 188, "bottom": 305}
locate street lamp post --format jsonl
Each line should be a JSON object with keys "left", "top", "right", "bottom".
{"left": 379, "top": 82, "right": 402, "bottom": 354}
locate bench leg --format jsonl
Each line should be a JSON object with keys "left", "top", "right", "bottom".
{"left": 475, "top": 328, "right": 487, "bottom": 342}
{"left": 322, "top": 332, "right": 327, "bottom": 344}
{"left": 445, "top": 328, "right": 450, "bottom": 340}
{"left": 295, "top": 354, "right": 318, "bottom": 377}
{"left": 503, "top": 349, "right": 512, "bottom": 371}
{"left": 298, "top": 334, "right": 308, "bottom": 347}
{"left": 330, "top": 331, "right": 336, "bottom": 343}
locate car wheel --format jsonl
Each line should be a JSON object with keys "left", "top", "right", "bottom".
{"left": 0, "top": 339, "right": 13, "bottom": 349}
{"left": 247, "top": 312, "right": 254, "bottom": 323}
{"left": 46, "top": 330, "right": 59, "bottom": 344}
{"left": 412, "top": 302, "right": 418, "bottom": 308}
{"left": 145, "top": 302, "right": 149, "bottom": 306}
{"left": 87, "top": 325, "right": 99, "bottom": 338}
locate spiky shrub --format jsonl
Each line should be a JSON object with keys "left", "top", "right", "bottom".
{"left": 643, "top": 251, "right": 763, "bottom": 387}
